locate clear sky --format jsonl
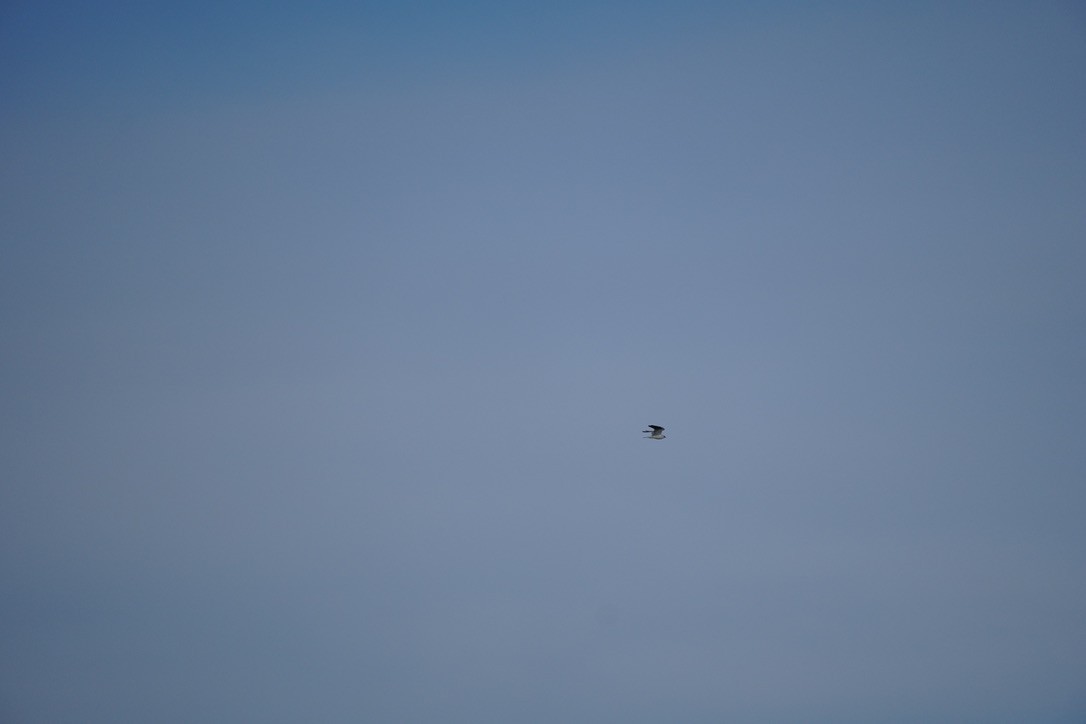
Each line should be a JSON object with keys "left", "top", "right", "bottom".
{"left": 3, "top": 2, "right": 1085, "bottom": 722}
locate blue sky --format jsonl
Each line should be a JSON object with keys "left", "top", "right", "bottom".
{"left": 3, "top": 2, "right": 1086, "bottom": 722}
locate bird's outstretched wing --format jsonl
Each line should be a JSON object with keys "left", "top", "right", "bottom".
{"left": 643, "top": 425, "right": 664, "bottom": 433}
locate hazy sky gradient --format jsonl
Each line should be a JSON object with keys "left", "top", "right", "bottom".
{"left": 3, "top": 2, "right": 1085, "bottom": 722}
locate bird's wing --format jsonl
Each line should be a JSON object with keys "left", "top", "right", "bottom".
{"left": 648, "top": 425, "right": 664, "bottom": 432}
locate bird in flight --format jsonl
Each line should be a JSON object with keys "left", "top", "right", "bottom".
{"left": 643, "top": 425, "right": 666, "bottom": 440}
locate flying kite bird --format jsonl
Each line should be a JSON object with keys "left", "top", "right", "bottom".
{"left": 643, "top": 425, "right": 666, "bottom": 440}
